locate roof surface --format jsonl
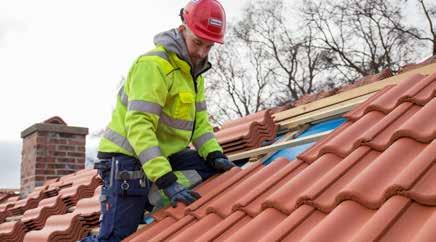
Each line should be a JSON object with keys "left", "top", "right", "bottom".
{"left": 123, "top": 71, "right": 436, "bottom": 241}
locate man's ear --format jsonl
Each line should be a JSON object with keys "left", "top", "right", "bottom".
{"left": 178, "top": 25, "right": 185, "bottom": 33}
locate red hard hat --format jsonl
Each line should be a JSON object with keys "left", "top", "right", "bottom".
{"left": 181, "top": 0, "right": 226, "bottom": 44}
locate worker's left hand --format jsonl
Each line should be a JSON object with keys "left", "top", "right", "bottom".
{"left": 209, "top": 157, "right": 236, "bottom": 171}
{"left": 163, "top": 182, "right": 201, "bottom": 207}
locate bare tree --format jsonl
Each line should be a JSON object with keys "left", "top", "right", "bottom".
{"left": 234, "top": 0, "right": 333, "bottom": 101}
{"left": 206, "top": 30, "right": 277, "bottom": 122}
{"left": 205, "top": 0, "right": 333, "bottom": 123}
{"left": 393, "top": 0, "right": 436, "bottom": 56}
{"left": 205, "top": 0, "right": 431, "bottom": 124}
{"left": 303, "top": 0, "right": 419, "bottom": 82}
{"left": 417, "top": 0, "right": 436, "bottom": 55}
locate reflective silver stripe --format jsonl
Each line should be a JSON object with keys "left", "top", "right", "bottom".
{"left": 103, "top": 128, "right": 134, "bottom": 154}
{"left": 127, "top": 100, "right": 193, "bottom": 130}
{"left": 144, "top": 51, "right": 170, "bottom": 62}
{"left": 196, "top": 101, "right": 207, "bottom": 112}
{"left": 115, "top": 170, "right": 144, "bottom": 180}
{"left": 160, "top": 112, "right": 194, "bottom": 131}
{"left": 128, "top": 100, "right": 162, "bottom": 115}
{"left": 138, "top": 146, "right": 162, "bottom": 165}
{"left": 193, "top": 132, "right": 215, "bottom": 150}
{"left": 118, "top": 87, "right": 128, "bottom": 106}
{"left": 180, "top": 170, "right": 203, "bottom": 187}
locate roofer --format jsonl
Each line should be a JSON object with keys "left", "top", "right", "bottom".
{"left": 80, "top": 0, "right": 235, "bottom": 241}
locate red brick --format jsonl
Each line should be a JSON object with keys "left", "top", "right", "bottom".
{"left": 49, "top": 138, "right": 67, "bottom": 144}
{"left": 48, "top": 132, "right": 59, "bottom": 138}
{"left": 35, "top": 157, "right": 44, "bottom": 162}
{"left": 35, "top": 175, "right": 45, "bottom": 181}
{"left": 36, "top": 150, "right": 46, "bottom": 156}
{"left": 35, "top": 144, "right": 45, "bottom": 150}
{"left": 47, "top": 164, "right": 66, "bottom": 169}
{"left": 58, "top": 145, "right": 76, "bottom": 151}
{"left": 37, "top": 169, "right": 57, "bottom": 175}
{"left": 36, "top": 136, "right": 48, "bottom": 144}
{"left": 48, "top": 151, "right": 66, "bottom": 157}
{"left": 56, "top": 158, "right": 75, "bottom": 163}
{"left": 68, "top": 139, "right": 86, "bottom": 145}
{"left": 59, "top": 133, "right": 75, "bottom": 138}
{"left": 67, "top": 152, "right": 84, "bottom": 158}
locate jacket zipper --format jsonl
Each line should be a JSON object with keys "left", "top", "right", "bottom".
{"left": 188, "top": 63, "right": 211, "bottom": 143}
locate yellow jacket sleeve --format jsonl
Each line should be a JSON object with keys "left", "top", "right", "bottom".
{"left": 124, "top": 57, "right": 175, "bottom": 185}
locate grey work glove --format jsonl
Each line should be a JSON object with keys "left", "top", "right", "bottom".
{"left": 207, "top": 151, "right": 236, "bottom": 172}
{"left": 209, "top": 157, "right": 236, "bottom": 171}
{"left": 163, "top": 182, "right": 201, "bottom": 207}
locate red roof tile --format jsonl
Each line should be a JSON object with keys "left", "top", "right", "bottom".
{"left": 124, "top": 69, "right": 436, "bottom": 241}
{"left": 215, "top": 110, "right": 277, "bottom": 154}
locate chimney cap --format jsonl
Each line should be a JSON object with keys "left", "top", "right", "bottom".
{"left": 43, "top": 116, "right": 67, "bottom": 125}
{"left": 21, "top": 123, "right": 88, "bottom": 138}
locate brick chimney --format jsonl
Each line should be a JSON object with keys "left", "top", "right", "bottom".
{"left": 20, "top": 116, "right": 89, "bottom": 197}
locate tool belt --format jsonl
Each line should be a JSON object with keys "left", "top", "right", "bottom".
{"left": 94, "top": 155, "right": 148, "bottom": 197}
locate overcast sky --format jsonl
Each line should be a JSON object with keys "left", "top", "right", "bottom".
{"left": 0, "top": 0, "right": 249, "bottom": 188}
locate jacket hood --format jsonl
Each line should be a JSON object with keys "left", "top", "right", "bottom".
{"left": 153, "top": 28, "right": 210, "bottom": 78}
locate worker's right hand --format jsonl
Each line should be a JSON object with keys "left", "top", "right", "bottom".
{"left": 163, "top": 182, "right": 201, "bottom": 207}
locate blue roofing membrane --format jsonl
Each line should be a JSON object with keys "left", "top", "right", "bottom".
{"left": 263, "top": 118, "right": 346, "bottom": 165}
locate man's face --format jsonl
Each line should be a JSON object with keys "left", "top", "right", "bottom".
{"left": 181, "top": 25, "right": 215, "bottom": 67}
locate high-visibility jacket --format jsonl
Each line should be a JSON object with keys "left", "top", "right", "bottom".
{"left": 98, "top": 44, "right": 222, "bottom": 183}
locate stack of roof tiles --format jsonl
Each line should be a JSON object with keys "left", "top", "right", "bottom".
{"left": 0, "top": 190, "right": 19, "bottom": 204}
{"left": 0, "top": 169, "right": 101, "bottom": 242}
{"left": 21, "top": 196, "right": 68, "bottom": 231}
{"left": 23, "top": 186, "right": 101, "bottom": 242}
{"left": 0, "top": 220, "right": 27, "bottom": 242}
{"left": 215, "top": 110, "right": 277, "bottom": 154}
{"left": 0, "top": 196, "right": 19, "bottom": 223}
{"left": 6, "top": 189, "right": 47, "bottom": 218}
{"left": 123, "top": 72, "right": 436, "bottom": 241}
